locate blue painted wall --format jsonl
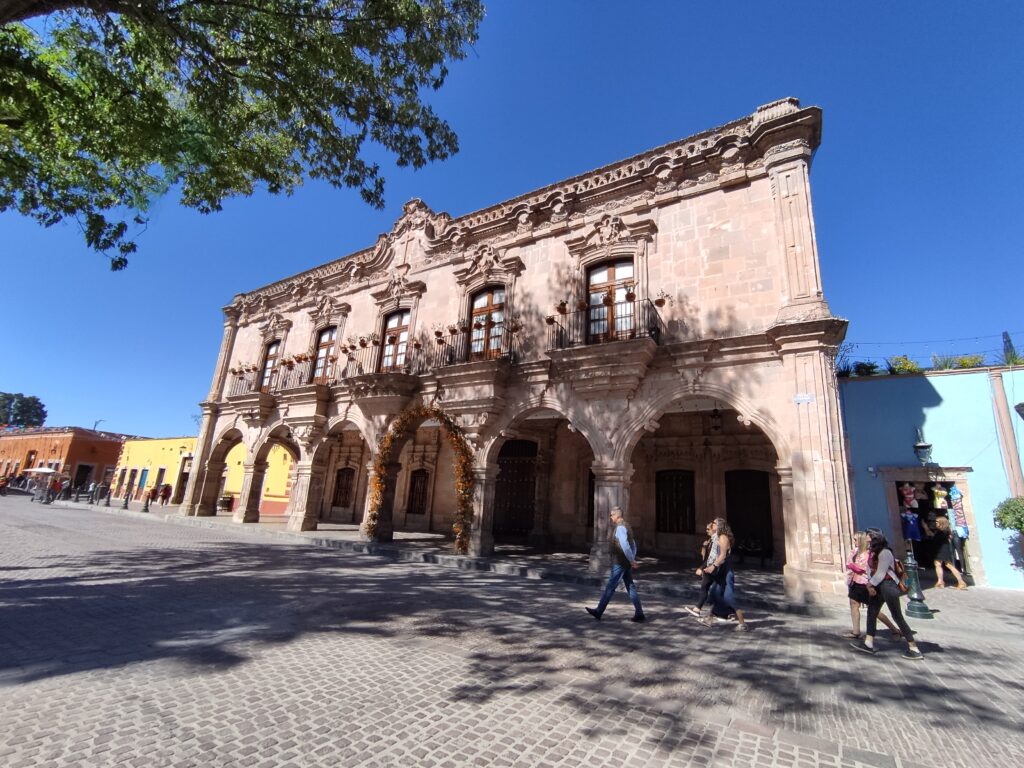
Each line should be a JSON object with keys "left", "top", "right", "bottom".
{"left": 840, "top": 369, "right": 1024, "bottom": 589}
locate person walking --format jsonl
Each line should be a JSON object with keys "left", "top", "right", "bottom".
{"left": 850, "top": 529, "right": 924, "bottom": 660}
{"left": 159, "top": 483, "right": 172, "bottom": 506}
{"left": 697, "top": 518, "right": 748, "bottom": 632}
{"left": 845, "top": 530, "right": 902, "bottom": 639}
{"left": 685, "top": 522, "right": 716, "bottom": 618}
{"left": 585, "top": 507, "right": 646, "bottom": 622}
{"left": 931, "top": 517, "right": 968, "bottom": 589}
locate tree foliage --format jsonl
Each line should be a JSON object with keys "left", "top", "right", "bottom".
{"left": 0, "top": 0, "right": 483, "bottom": 268}
{"left": 0, "top": 391, "right": 47, "bottom": 426}
{"left": 993, "top": 497, "right": 1024, "bottom": 534}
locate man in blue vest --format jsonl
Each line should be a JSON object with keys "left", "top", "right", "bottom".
{"left": 586, "top": 506, "right": 646, "bottom": 622}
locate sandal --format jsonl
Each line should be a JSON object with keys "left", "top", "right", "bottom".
{"left": 935, "top": 583, "right": 946, "bottom": 589}
{"left": 684, "top": 606, "right": 702, "bottom": 617}
{"left": 956, "top": 584, "right": 968, "bottom": 590}
{"left": 697, "top": 617, "right": 715, "bottom": 628}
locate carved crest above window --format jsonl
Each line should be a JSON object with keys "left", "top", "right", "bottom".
{"left": 308, "top": 295, "right": 351, "bottom": 326}
{"left": 452, "top": 244, "right": 525, "bottom": 288}
{"left": 565, "top": 215, "right": 658, "bottom": 263}
{"left": 259, "top": 312, "right": 292, "bottom": 342}
{"left": 370, "top": 264, "right": 426, "bottom": 308}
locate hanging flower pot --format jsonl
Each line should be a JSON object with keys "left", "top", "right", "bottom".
{"left": 473, "top": 320, "right": 483, "bottom": 330}
{"left": 359, "top": 339, "right": 368, "bottom": 348}
{"left": 387, "top": 334, "right": 397, "bottom": 345}
{"left": 654, "top": 297, "right": 666, "bottom": 308}
{"left": 434, "top": 329, "right": 443, "bottom": 338}
{"left": 625, "top": 286, "right": 637, "bottom": 301}
{"left": 576, "top": 299, "right": 588, "bottom": 311}
{"left": 545, "top": 315, "right": 556, "bottom": 326}
{"left": 412, "top": 341, "right": 422, "bottom": 350}
{"left": 448, "top": 325, "right": 458, "bottom": 335}
{"left": 602, "top": 292, "right": 614, "bottom": 306}
{"left": 436, "top": 337, "right": 446, "bottom": 345}
{"left": 556, "top": 301, "right": 568, "bottom": 315}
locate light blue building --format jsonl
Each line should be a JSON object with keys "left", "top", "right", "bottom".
{"left": 840, "top": 367, "right": 1024, "bottom": 589}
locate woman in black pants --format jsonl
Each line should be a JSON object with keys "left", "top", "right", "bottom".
{"left": 686, "top": 522, "right": 716, "bottom": 618}
{"left": 850, "top": 530, "right": 924, "bottom": 660}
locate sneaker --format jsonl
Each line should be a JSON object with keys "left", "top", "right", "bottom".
{"left": 697, "top": 617, "right": 715, "bottom": 628}
{"left": 585, "top": 607, "right": 601, "bottom": 620}
{"left": 684, "top": 606, "right": 702, "bottom": 618}
{"left": 735, "top": 623, "right": 750, "bottom": 632}
{"left": 902, "top": 649, "right": 924, "bottom": 661}
{"left": 850, "top": 641, "right": 877, "bottom": 655}
{"left": 631, "top": 614, "right": 646, "bottom": 623}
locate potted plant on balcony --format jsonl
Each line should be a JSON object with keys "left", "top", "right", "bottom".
{"left": 625, "top": 283, "right": 637, "bottom": 302}
{"left": 358, "top": 336, "right": 369, "bottom": 348}
{"left": 448, "top": 323, "right": 458, "bottom": 335}
{"left": 472, "top": 317, "right": 484, "bottom": 330}
{"left": 545, "top": 315, "right": 556, "bottom": 326}
{"left": 602, "top": 288, "right": 615, "bottom": 306}
{"left": 555, "top": 299, "right": 568, "bottom": 315}
{"left": 654, "top": 289, "right": 673, "bottom": 308}
{"left": 386, "top": 334, "right": 398, "bottom": 345}
{"left": 576, "top": 298, "right": 589, "bottom": 311}
{"left": 507, "top": 315, "right": 523, "bottom": 333}
{"left": 370, "top": 333, "right": 381, "bottom": 346}
{"left": 433, "top": 323, "right": 445, "bottom": 339}
{"left": 281, "top": 356, "right": 295, "bottom": 370}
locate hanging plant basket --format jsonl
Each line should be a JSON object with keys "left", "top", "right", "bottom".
{"left": 387, "top": 335, "right": 398, "bottom": 345}
{"left": 473, "top": 321, "right": 483, "bottom": 330}
{"left": 545, "top": 316, "right": 556, "bottom": 326}
{"left": 436, "top": 337, "right": 446, "bottom": 345}
{"left": 434, "top": 330, "right": 443, "bottom": 338}
{"left": 359, "top": 339, "right": 368, "bottom": 348}
{"left": 556, "top": 301, "right": 568, "bottom": 315}
{"left": 654, "top": 298, "right": 666, "bottom": 308}
{"left": 625, "top": 290, "right": 637, "bottom": 302}
{"left": 576, "top": 299, "right": 589, "bottom": 311}
{"left": 602, "top": 293, "right": 614, "bottom": 306}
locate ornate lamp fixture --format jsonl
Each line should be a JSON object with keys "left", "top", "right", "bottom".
{"left": 913, "top": 428, "right": 933, "bottom": 467}
{"left": 709, "top": 406, "right": 723, "bottom": 433}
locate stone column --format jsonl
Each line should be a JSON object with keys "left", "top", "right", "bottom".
{"left": 286, "top": 461, "right": 327, "bottom": 532}
{"left": 190, "top": 457, "right": 226, "bottom": 518}
{"left": 233, "top": 460, "right": 267, "bottom": 523}
{"left": 990, "top": 371, "right": 1024, "bottom": 496}
{"left": 588, "top": 463, "right": 633, "bottom": 574}
{"left": 361, "top": 462, "right": 401, "bottom": 542}
{"left": 765, "top": 142, "right": 830, "bottom": 323}
{"left": 469, "top": 464, "right": 499, "bottom": 557}
{"left": 208, "top": 307, "right": 241, "bottom": 401}
{"left": 179, "top": 401, "right": 220, "bottom": 517}
{"left": 528, "top": 451, "right": 551, "bottom": 548}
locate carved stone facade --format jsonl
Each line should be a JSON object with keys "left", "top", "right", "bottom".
{"left": 182, "top": 98, "right": 853, "bottom": 597}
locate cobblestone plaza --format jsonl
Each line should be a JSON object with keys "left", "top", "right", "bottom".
{"left": 2, "top": 499, "right": 1022, "bottom": 767}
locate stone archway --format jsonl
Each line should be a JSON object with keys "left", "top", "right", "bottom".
{"left": 362, "top": 404, "right": 475, "bottom": 554}
{"left": 189, "top": 426, "right": 244, "bottom": 517}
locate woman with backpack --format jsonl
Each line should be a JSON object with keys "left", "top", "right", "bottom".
{"left": 845, "top": 530, "right": 902, "bottom": 640}
{"left": 850, "top": 529, "right": 924, "bottom": 660}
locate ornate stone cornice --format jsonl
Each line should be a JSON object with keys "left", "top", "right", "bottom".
{"left": 231, "top": 98, "right": 821, "bottom": 320}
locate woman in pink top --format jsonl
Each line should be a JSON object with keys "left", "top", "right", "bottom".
{"left": 845, "top": 531, "right": 900, "bottom": 639}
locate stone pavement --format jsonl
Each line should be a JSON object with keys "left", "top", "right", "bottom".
{"left": 1, "top": 497, "right": 1023, "bottom": 768}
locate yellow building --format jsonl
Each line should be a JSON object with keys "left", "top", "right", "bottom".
{"left": 113, "top": 436, "right": 293, "bottom": 514}
{"left": 113, "top": 437, "right": 197, "bottom": 503}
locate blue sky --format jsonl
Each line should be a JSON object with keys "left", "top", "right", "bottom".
{"left": 2, "top": 1, "right": 1022, "bottom": 437}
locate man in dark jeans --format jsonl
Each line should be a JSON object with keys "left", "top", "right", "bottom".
{"left": 585, "top": 507, "right": 646, "bottom": 622}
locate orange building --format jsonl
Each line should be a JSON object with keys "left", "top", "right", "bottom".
{"left": 0, "top": 427, "right": 126, "bottom": 488}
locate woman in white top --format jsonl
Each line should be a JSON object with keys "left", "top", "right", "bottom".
{"left": 850, "top": 529, "right": 924, "bottom": 660}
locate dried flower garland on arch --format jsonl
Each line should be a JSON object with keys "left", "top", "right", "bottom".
{"left": 362, "top": 404, "right": 475, "bottom": 553}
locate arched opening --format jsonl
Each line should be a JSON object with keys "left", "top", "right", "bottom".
{"left": 259, "top": 340, "right": 280, "bottom": 392}
{"left": 469, "top": 286, "right": 506, "bottom": 362}
{"left": 586, "top": 258, "right": 635, "bottom": 343}
{"left": 315, "top": 419, "right": 371, "bottom": 525}
{"left": 380, "top": 309, "right": 411, "bottom": 373}
{"left": 493, "top": 439, "right": 538, "bottom": 539}
{"left": 312, "top": 326, "right": 338, "bottom": 383}
{"left": 626, "top": 397, "right": 783, "bottom": 568}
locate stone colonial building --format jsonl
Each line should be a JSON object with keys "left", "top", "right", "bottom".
{"left": 181, "top": 98, "right": 853, "bottom": 596}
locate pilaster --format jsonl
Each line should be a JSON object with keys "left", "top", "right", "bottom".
{"left": 588, "top": 463, "right": 634, "bottom": 574}
{"left": 469, "top": 464, "right": 500, "bottom": 557}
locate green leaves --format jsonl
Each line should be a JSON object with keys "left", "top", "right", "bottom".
{"left": 1, "top": 1, "right": 483, "bottom": 268}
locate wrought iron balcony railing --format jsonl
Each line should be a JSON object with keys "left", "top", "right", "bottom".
{"left": 545, "top": 299, "right": 665, "bottom": 352}
{"left": 427, "top": 323, "right": 518, "bottom": 369}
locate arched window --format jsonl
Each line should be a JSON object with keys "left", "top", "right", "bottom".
{"left": 312, "top": 326, "right": 337, "bottom": 383}
{"left": 407, "top": 468, "right": 429, "bottom": 515}
{"left": 470, "top": 286, "right": 505, "bottom": 361}
{"left": 332, "top": 467, "right": 355, "bottom": 507}
{"left": 587, "top": 258, "right": 634, "bottom": 343}
{"left": 260, "top": 340, "right": 280, "bottom": 392}
{"left": 380, "top": 310, "right": 411, "bottom": 372}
